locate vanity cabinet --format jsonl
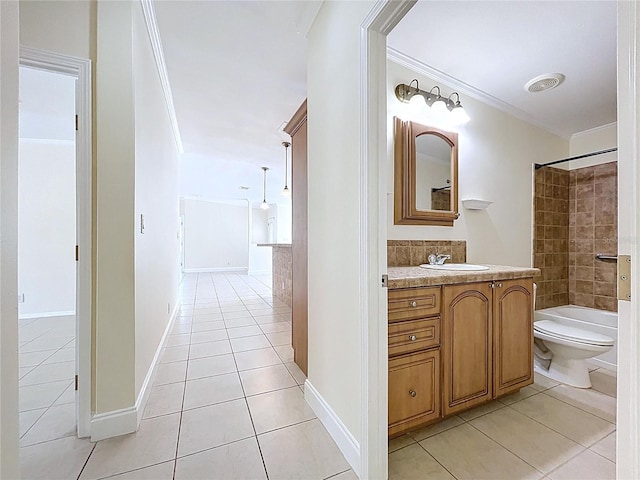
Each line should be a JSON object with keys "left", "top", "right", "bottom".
{"left": 442, "top": 279, "right": 534, "bottom": 415}
{"left": 442, "top": 282, "right": 493, "bottom": 416}
{"left": 389, "top": 276, "right": 534, "bottom": 436}
{"left": 388, "top": 286, "right": 441, "bottom": 437}
{"left": 493, "top": 278, "right": 534, "bottom": 397}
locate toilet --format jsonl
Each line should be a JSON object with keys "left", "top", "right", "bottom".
{"left": 532, "top": 283, "right": 615, "bottom": 388}
{"left": 533, "top": 320, "right": 614, "bottom": 388}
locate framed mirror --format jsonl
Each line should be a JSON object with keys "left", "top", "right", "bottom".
{"left": 394, "top": 117, "right": 459, "bottom": 226}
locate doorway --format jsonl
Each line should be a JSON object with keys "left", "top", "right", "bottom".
{"left": 18, "top": 65, "right": 78, "bottom": 446}
{"left": 358, "top": 1, "right": 639, "bottom": 477}
{"left": 19, "top": 47, "right": 92, "bottom": 440}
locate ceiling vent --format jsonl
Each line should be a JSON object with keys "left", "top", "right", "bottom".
{"left": 524, "top": 73, "right": 565, "bottom": 93}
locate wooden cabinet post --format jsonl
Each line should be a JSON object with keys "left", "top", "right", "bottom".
{"left": 284, "top": 100, "right": 308, "bottom": 375}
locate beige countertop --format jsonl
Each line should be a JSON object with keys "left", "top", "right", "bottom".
{"left": 388, "top": 265, "right": 540, "bottom": 289}
{"left": 257, "top": 243, "right": 292, "bottom": 248}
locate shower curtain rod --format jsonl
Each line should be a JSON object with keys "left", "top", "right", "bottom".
{"left": 534, "top": 147, "right": 618, "bottom": 170}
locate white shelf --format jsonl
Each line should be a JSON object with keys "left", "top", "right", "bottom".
{"left": 462, "top": 199, "right": 493, "bottom": 210}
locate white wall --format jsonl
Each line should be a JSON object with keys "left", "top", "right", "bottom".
{"left": 566, "top": 123, "right": 617, "bottom": 169}
{"left": 252, "top": 206, "right": 268, "bottom": 244}
{"left": 0, "top": 1, "right": 21, "bottom": 476}
{"left": 183, "top": 199, "right": 249, "bottom": 271}
{"left": 19, "top": 0, "right": 95, "bottom": 60}
{"left": 132, "top": 1, "right": 181, "bottom": 399}
{"left": 276, "top": 201, "right": 292, "bottom": 243}
{"left": 18, "top": 140, "right": 76, "bottom": 318}
{"left": 387, "top": 60, "right": 569, "bottom": 266}
{"left": 307, "top": 0, "right": 376, "bottom": 447}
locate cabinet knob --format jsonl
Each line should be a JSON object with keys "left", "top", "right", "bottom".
{"left": 410, "top": 301, "right": 417, "bottom": 308}
{"left": 408, "top": 335, "right": 417, "bottom": 341}
{"left": 409, "top": 390, "right": 417, "bottom": 397}
{"left": 496, "top": 282, "right": 503, "bottom": 288}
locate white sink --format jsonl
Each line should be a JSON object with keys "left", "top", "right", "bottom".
{"left": 419, "top": 263, "right": 490, "bottom": 271}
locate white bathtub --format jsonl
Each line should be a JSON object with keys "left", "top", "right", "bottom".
{"left": 534, "top": 305, "right": 618, "bottom": 371}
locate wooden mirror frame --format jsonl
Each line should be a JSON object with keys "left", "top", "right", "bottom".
{"left": 394, "top": 117, "right": 459, "bottom": 226}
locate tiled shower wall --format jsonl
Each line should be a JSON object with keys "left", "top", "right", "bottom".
{"left": 533, "top": 167, "right": 570, "bottom": 309}
{"left": 569, "top": 162, "right": 617, "bottom": 312}
{"left": 533, "top": 162, "right": 617, "bottom": 312}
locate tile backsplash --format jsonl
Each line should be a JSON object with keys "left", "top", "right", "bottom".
{"left": 388, "top": 240, "right": 466, "bottom": 267}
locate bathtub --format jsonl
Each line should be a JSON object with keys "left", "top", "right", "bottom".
{"left": 534, "top": 305, "right": 618, "bottom": 371}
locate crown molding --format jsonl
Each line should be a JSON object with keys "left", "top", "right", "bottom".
{"left": 140, "top": 0, "right": 184, "bottom": 154}
{"left": 387, "top": 46, "right": 570, "bottom": 139}
{"left": 571, "top": 121, "right": 618, "bottom": 140}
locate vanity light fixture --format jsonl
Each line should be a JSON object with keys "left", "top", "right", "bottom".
{"left": 395, "top": 79, "right": 470, "bottom": 126}
{"left": 260, "top": 166, "right": 270, "bottom": 210}
{"left": 281, "top": 141, "right": 291, "bottom": 197}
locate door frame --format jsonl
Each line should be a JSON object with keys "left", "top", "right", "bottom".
{"left": 19, "top": 46, "right": 93, "bottom": 438}
{"left": 360, "top": 0, "right": 640, "bottom": 477}
{"left": 616, "top": 2, "right": 640, "bottom": 478}
{"left": 359, "top": 1, "right": 416, "bottom": 477}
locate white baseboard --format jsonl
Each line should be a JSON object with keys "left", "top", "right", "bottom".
{"left": 18, "top": 310, "right": 75, "bottom": 320}
{"left": 90, "top": 406, "right": 137, "bottom": 442}
{"left": 90, "top": 298, "right": 180, "bottom": 441}
{"left": 182, "top": 267, "right": 248, "bottom": 274}
{"left": 135, "top": 299, "right": 181, "bottom": 426}
{"left": 247, "top": 269, "right": 271, "bottom": 276}
{"left": 304, "top": 380, "right": 361, "bottom": 477}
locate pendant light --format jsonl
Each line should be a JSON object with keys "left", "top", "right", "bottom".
{"left": 282, "top": 141, "right": 291, "bottom": 197}
{"left": 260, "top": 166, "right": 269, "bottom": 210}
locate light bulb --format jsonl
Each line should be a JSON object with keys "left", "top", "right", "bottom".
{"left": 408, "top": 93, "right": 427, "bottom": 113}
{"left": 282, "top": 186, "right": 291, "bottom": 197}
{"left": 260, "top": 200, "right": 269, "bottom": 210}
{"left": 450, "top": 104, "right": 470, "bottom": 126}
{"left": 430, "top": 98, "right": 448, "bottom": 116}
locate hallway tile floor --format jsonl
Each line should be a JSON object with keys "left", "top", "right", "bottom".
{"left": 19, "top": 273, "right": 354, "bottom": 480}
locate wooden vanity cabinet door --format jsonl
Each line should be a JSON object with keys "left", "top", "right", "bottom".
{"left": 493, "top": 278, "right": 534, "bottom": 398}
{"left": 388, "top": 350, "right": 440, "bottom": 437}
{"left": 442, "top": 282, "right": 493, "bottom": 416}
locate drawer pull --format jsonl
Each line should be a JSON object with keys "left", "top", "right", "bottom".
{"left": 410, "top": 301, "right": 417, "bottom": 307}
{"left": 408, "top": 335, "right": 417, "bottom": 341}
{"left": 409, "top": 390, "right": 417, "bottom": 397}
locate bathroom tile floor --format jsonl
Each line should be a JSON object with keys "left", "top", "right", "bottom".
{"left": 19, "top": 273, "right": 355, "bottom": 480}
{"left": 389, "top": 368, "right": 617, "bottom": 480}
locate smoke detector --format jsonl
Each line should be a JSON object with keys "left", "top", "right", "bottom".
{"left": 238, "top": 186, "right": 250, "bottom": 190}
{"left": 524, "top": 73, "right": 565, "bottom": 93}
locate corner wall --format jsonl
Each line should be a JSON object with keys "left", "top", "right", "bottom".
{"left": 387, "top": 60, "right": 569, "bottom": 267}
{"left": 132, "top": 1, "right": 181, "bottom": 399}
{"left": 307, "top": 0, "right": 376, "bottom": 449}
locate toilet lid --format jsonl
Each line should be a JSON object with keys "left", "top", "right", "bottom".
{"left": 534, "top": 320, "right": 615, "bottom": 347}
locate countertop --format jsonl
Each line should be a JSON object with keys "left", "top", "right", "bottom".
{"left": 257, "top": 243, "right": 292, "bottom": 248}
{"left": 388, "top": 264, "right": 540, "bottom": 289}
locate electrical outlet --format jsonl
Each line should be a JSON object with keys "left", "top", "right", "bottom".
{"left": 282, "top": 282, "right": 285, "bottom": 290}
{"left": 167, "top": 303, "right": 171, "bottom": 314}
{"left": 17, "top": 293, "right": 24, "bottom": 303}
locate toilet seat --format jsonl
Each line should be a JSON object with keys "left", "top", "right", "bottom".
{"left": 534, "top": 320, "right": 614, "bottom": 347}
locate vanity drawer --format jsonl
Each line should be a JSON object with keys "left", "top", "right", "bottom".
{"left": 388, "top": 318, "right": 440, "bottom": 356}
{"left": 388, "top": 349, "right": 441, "bottom": 437}
{"left": 388, "top": 286, "right": 441, "bottom": 322}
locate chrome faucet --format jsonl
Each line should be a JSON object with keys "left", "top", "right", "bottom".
{"left": 428, "top": 253, "right": 451, "bottom": 265}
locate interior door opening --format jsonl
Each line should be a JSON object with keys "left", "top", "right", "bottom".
{"left": 17, "top": 66, "right": 78, "bottom": 443}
